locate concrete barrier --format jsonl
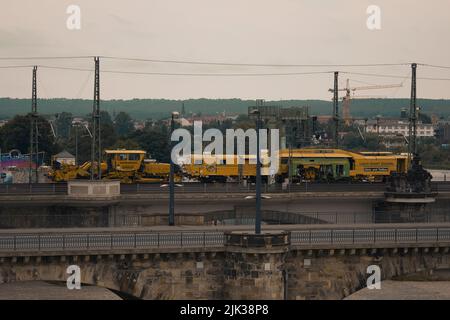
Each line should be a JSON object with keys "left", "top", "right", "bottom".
{"left": 67, "top": 180, "right": 120, "bottom": 199}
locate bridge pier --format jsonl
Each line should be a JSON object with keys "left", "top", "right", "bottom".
{"left": 223, "top": 231, "right": 289, "bottom": 300}
{"left": 2, "top": 226, "right": 450, "bottom": 299}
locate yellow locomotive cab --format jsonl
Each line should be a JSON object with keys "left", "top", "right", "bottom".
{"left": 51, "top": 149, "right": 173, "bottom": 184}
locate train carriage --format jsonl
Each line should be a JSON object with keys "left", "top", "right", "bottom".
{"left": 182, "top": 153, "right": 272, "bottom": 182}
{"left": 278, "top": 148, "right": 408, "bottom": 182}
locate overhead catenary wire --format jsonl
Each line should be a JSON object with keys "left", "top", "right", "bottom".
{"left": 0, "top": 64, "right": 334, "bottom": 76}
{"left": 29, "top": 65, "right": 450, "bottom": 80}
{"left": 101, "top": 55, "right": 411, "bottom": 68}
{"left": 418, "top": 63, "right": 450, "bottom": 70}
{"left": 0, "top": 56, "right": 94, "bottom": 60}
{"left": 1, "top": 55, "right": 450, "bottom": 72}
{"left": 37, "top": 65, "right": 337, "bottom": 77}
{"left": 0, "top": 55, "right": 411, "bottom": 68}
{"left": 0, "top": 65, "right": 36, "bottom": 69}
{"left": 1, "top": 62, "right": 450, "bottom": 81}
{"left": 341, "top": 71, "right": 450, "bottom": 81}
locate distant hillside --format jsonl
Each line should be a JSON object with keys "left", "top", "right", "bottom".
{"left": 1, "top": 98, "right": 450, "bottom": 120}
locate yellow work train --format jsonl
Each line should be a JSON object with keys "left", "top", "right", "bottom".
{"left": 182, "top": 153, "right": 273, "bottom": 182}
{"left": 50, "top": 150, "right": 173, "bottom": 183}
{"left": 50, "top": 148, "right": 408, "bottom": 183}
{"left": 182, "top": 148, "right": 407, "bottom": 183}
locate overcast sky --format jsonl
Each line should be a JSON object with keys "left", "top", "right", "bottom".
{"left": 1, "top": 0, "right": 450, "bottom": 101}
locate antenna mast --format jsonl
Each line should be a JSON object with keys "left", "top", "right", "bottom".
{"left": 29, "top": 66, "right": 39, "bottom": 184}
{"left": 91, "top": 57, "right": 101, "bottom": 180}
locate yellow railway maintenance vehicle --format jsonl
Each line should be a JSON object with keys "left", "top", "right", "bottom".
{"left": 182, "top": 153, "right": 272, "bottom": 183}
{"left": 277, "top": 148, "right": 408, "bottom": 182}
{"left": 50, "top": 150, "right": 173, "bottom": 183}
{"left": 346, "top": 150, "right": 408, "bottom": 181}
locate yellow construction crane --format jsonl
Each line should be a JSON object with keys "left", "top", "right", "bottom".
{"left": 329, "top": 80, "right": 403, "bottom": 125}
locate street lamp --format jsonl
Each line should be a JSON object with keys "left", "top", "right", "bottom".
{"left": 245, "top": 195, "right": 271, "bottom": 200}
{"left": 161, "top": 184, "right": 183, "bottom": 188}
{"left": 250, "top": 107, "right": 262, "bottom": 234}
{"left": 169, "top": 111, "right": 180, "bottom": 226}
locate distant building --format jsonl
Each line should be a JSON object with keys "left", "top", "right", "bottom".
{"left": 316, "top": 115, "right": 333, "bottom": 124}
{"left": 176, "top": 118, "right": 193, "bottom": 127}
{"left": 52, "top": 150, "right": 75, "bottom": 166}
{"left": 133, "top": 120, "right": 147, "bottom": 131}
{"left": 366, "top": 119, "right": 435, "bottom": 137}
{"left": 382, "top": 135, "right": 408, "bottom": 149}
{"left": 352, "top": 119, "right": 367, "bottom": 126}
{"left": 190, "top": 115, "right": 226, "bottom": 125}
{"left": 71, "top": 117, "right": 89, "bottom": 127}
{"left": 179, "top": 113, "right": 235, "bottom": 126}
{"left": 436, "top": 120, "right": 450, "bottom": 144}
{"left": 431, "top": 114, "right": 440, "bottom": 125}
{"left": 226, "top": 114, "right": 239, "bottom": 121}
{"left": 0, "top": 119, "right": 8, "bottom": 128}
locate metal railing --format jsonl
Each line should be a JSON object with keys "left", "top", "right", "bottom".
{"left": 0, "top": 181, "right": 448, "bottom": 196}
{"left": 0, "top": 182, "right": 387, "bottom": 195}
{"left": 1, "top": 226, "right": 450, "bottom": 253}
{"left": 120, "top": 182, "right": 388, "bottom": 194}
{"left": 290, "top": 227, "right": 450, "bottom": 246}
{"left": 0, "top": 183, "right": 67, "bottom": 195}
{"left": 0, "top": 231, "right": 225, "bottom": 252}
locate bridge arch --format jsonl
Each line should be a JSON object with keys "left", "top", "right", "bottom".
{"left": 286, "top": 248, "right": 450, "bottom": 300}
{"left": 0, "top": 251, "right": 226, "bottom": 300}
{"left": 0, "top": 259, "right": 143, "bottom": 299}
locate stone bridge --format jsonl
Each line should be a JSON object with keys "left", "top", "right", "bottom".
{"left": 2, "top": 181, "right": 450, "bottom": 228}
{"left": 1, "top": 224, "right": 450, "bottom": 299}
{"left": 2, "top": 191, "right": 450, "bottom": 228}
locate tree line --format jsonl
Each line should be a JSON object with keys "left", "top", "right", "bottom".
{"left": 1, "top": 98, "right": 450, "bottom": 120}
{"left": 1, "top": 110, "right": 449, "bottom": 169}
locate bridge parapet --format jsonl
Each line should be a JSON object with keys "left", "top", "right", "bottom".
{"left": 1, "top": 225, "right": 450, "bottom": 256}
{"left": 2, "top": 225, "right": 450, "bottom": 300}
{"left": 68, "top": 180, "right": 120, "bottom": 199}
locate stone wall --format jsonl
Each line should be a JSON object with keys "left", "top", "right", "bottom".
{"left": 223, "top": 250, "right": 286, "bottom": 299}
{"left": 285, "top": 248, "right": 450, "bottom": 300}
{"left": 1, "top": 246, "right": 450, "bottom": 299}
{"left": 0, "top": 252, "right": 225, "bottom": 300}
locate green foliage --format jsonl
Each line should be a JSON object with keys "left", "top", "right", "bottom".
{"left": 58, "top": 111, "right": 117, "bottom": 164}
{"left": 54, "top": 112, "right": 73, "bottom": 139}
{"left": 99, "top": 110, "right": 113, "bottom": 126}
{"left": 128, "top": 126, "right": 171, "bottom": 162}
{"left": 63, "top": 121, "right": 117, "bottom": 164}
{"left": 114, "top": 112, "right": 134, "bottom": 137}
{"left": 2, "top": 103, "right": 450, "bottom": 170}
{"left": 419, "top": 112, "right": 432, "bottom": 124}
{"left": 341, "top": 132, "right": 385, "bottom": 151}
{"left": 111, "top": 138, "right": 142, "bottom": 150}
{"left": 0, "top": 114, "right": 58, "bottom": 163}
{"left": 417, "top": 138, "right": 450, "bottom": 169}
{"left": 2, "top": 98, "right": 450, "bottom": 120}
{"left": 65, "top": 126, "right": 91, "bottom": 165}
